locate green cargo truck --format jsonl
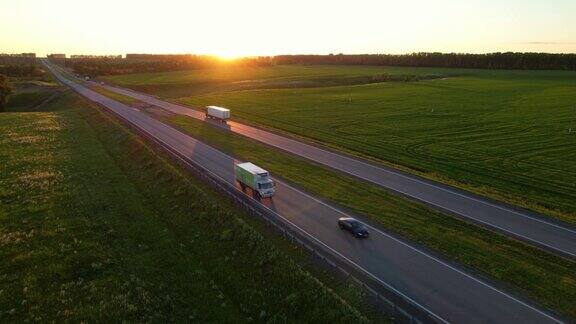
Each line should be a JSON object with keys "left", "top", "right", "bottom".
{"left": 235, "top": 162, "right": 275, "bottom": 199}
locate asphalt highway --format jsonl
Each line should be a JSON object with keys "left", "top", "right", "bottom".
{"left": 97, "top": 82, "right": 576, "bottom": 258}
{"left": 43, "top": 60, "right": 563, "bottom": 323}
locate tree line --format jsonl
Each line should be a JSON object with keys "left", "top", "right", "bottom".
{"left": 0, "top": 55, "right": 37, "bottom": 65}
{"left": 57, "top": 52, "right": 576, "bottom": 77}
{"left": 273, "top": 52, "right": 576, "bottom": 70}
{"left": 70, "top": 55, "right": 122, "bottom": 59}
{"left": 0, "top": 74, "right": 13, "bottom": 112}
{"left": 0, "top": 64, "right": 45, "bottom": 77}
{"left": 64, "top": 55, "right": 271, "bottom": 77}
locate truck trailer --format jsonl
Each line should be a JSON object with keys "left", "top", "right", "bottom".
{"left": 205, "top": 105, "right": 230, "bottom": 122}
{"left": 235, "top": 162, "right": 275, "bottom": 199}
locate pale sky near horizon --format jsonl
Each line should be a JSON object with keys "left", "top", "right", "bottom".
{"left": 1, "top": 0, "right": 575, "bottom": 57}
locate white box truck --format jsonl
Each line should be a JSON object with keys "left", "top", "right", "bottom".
{"left": 205, "top": 105, "right": 230, "bottom": 122}
{"left": 235, "top": 162, "right": 275, "bottom": 199}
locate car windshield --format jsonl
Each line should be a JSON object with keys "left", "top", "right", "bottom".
{"left": 259, "top": 182, "right": 274, "bottom": 189}
{"left": 350, "top": 221, "right": 362, "bottom": 228}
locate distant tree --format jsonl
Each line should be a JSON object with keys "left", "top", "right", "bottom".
{"left": 272, "top": 52, "right": 576, "bottom": 70}
{"left": 0, "top": 74, "right": 13, "bottom": 112}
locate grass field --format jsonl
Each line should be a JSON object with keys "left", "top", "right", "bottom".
{"left": 104, "top": 65, "right": 576, "bottom": 223}
{"left": 162, "top": 113, "right": 576, "bottom": 319}
{"left": 102, "top": 65, "right": 459, "bottom": 98}
{"left": 0, "top": 89, "right": 372, "bottom": 321}
{"left": 103, "top": 65, "right": 458, "bottom": 86}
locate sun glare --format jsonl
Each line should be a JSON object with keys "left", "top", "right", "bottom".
{"left": 215, "top": 51, "right": 244, "bottom": 61}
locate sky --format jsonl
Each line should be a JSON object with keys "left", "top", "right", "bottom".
{"left": 1, "top": 0, "right": 575, "bottom": 57}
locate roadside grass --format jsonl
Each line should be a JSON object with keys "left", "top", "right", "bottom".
{"left": 0, "top": 90, "right": 373, "bottom": 322}
{"left": 7, "top": 77, "right": 61, "bottom": 112}
{"left": 168, "top": 68, "right": 576, "bottom": 225}
{"left": 90, "top": 86, "right": 141, "bottom": 105}
{"left": 165, "top": 113, "right": 576, "bottom": 319}
{"left": 7, "top": 91, "right": 56, "bottom": 112}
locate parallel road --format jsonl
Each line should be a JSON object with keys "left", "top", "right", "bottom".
{"left": 97, "top": 81, "right": 576, "bottom": 258}
{"left": 43, "top": 60, "right": 563, "bottom": 323}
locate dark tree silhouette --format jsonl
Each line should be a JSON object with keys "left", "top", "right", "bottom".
{"left": 273, "top": 52, "right": 576, "bottom": 70}
{"left": 54, "top": 52, "right": 576, "bottom": 77}
{"left": 0, "top": 74, "right": 14, "bottom": 112}
{"left": 62, "top": 55, "right": 272, "bottom": 77}
{"left": 0, "top": 64, "right": 44, "bottom": 77}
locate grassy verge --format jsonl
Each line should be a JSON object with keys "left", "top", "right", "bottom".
{"left": 0, "top": 90, "right": 375, "bottom": 322}
{"left": 164, "top": 114, "right": 576, "bottom": 319}
{"left": 90, "top": 86, "right": 142, "bottom": 105}
{"left": 6, "top": 91, "right": 55, "bottom": 111}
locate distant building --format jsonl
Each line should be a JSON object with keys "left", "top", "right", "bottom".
{"left": 48, "top": 54, "right": 66, "bottom": 59}
{"left": 70, "top": 55, "right": 122, "bottom": 59}
{"left": 0, "top": 53, "right": 37, "bottom": 64}
{"left": 0, "top": 53, "right": 36, "bottom": 58}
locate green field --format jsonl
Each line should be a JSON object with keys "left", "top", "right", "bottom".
{"left": 0, "top": 89, "right": 372, "bottom": 321}
{"left": 104, "top": 65, "right": 576, "bottom": 223}
{"left": 103, "top": 65, "right": 457, "bottom": 86}
{"left": 102, "top": 65, "right": 460, "bottom": 98}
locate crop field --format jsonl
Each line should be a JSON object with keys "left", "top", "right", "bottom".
{"left": 102, "top": 65, "right": 460, "bottom": 98}
{"left": 0, "top": 89, "right": 370, "bottom": 322}
{"left": 102, "top": 65, "right": 459, "bottom": 86}
{"left": 104, "top": 65, "right": 576, "bottom": 223}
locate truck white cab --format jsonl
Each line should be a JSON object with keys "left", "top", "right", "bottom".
{"left": 235, "top": 162, "right": 275, "bottom": 199}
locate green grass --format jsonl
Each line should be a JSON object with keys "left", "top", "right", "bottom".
{"left": 125, "top": 65, "right": 576, "bottom": 224}
{"left": 7, "top": 91, "right": 55, "bottom": 112}
{"left": 102, "top": 65, "right": 462, "bottom": 98}
{"left": 164, "top": 113, "right": 576, "bottom": 319}
{"left": 102, "top": 65, "right": 457, "bottom": 85}
{"left": 0, "top": 89, "right": 373, "bottom": 322}
{"left": 90, "top": 86, "right": 141, "bottom": 105}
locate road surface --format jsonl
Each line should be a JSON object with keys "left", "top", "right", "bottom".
{"left": 93, "top": 81, "right": 576, "bottom": 259}
{"left": 43, "top": 60, "right": 564, "bottom": 323}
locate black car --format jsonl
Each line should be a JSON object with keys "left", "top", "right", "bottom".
{"left": 338, "top": 217, "right": 370, "bottom": 238}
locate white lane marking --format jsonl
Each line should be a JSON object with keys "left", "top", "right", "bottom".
{"left": 102, "top": 84, "right": 576, "bottom": 236}
{"left": 48, "top": 63, "right": 563, "bottom": 324}
{"left": 277, "top": 182, "right": 563, "bottom": 323}
{"left": 257, "top": 140, "right": 576, "bottom": 256}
